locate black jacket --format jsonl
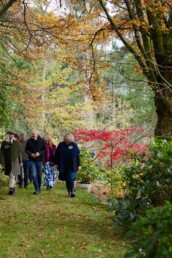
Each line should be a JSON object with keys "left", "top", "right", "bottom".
{"left": 25, "top": 136, "right": 46, "bottom": 162}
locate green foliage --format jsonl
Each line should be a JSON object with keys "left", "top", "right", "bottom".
{"left": 77, "top": 148, "right": 101, "bottom": 183}
{"left": 110, "top": 138, "right": 172, "bottom": 232}
{"left": 0, "top": 48, "right": 13, "bottom": 128}
{"left": 0, "top": 86, "right": 13, "bottom": 128}
{"left": 105, "top": 167, "right": 123, "bottom": 196}
{"left": 0, "top": 48, "right": 33, "bottom": 132}
{"left": 109, "top": 196, "right": 139, "bottom": 233}
{"left": 124, "top": 202, "right": 172, "bottom": 258}
{"left": 122, "top": 54, "right": 155, "bottom": 124}
{"left": 104, "top": 49, "right": 155, "bottom": 127}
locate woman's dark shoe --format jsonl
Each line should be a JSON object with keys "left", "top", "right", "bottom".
{"left": 71, "top": 193, "right": 75, "bottom": 198}
{"left": 33, "top": 191, "right": 39, "bottom": 195}
{"left": 8, "top": 188, "right": 14, "bottom": 195}
{"left": 68, "top": 192, "right": 71, "bottom": 197}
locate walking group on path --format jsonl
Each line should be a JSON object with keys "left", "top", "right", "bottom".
{"left": 0, "top": 130, "right": 81, "bottom": 198}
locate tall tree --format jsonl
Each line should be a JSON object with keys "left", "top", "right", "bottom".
{"left": 64, "top": 0, "right": 172, "bottom": 137}
{"left": 0, "top": 0, "right": 68, "bottom": 131}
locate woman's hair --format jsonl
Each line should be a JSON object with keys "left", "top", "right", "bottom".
{"left": 65, "top": 133, "right": 74, "bottom": 142}
{"left": 14, "top": 132, "right": 19, "bottom": 140}
{"left": 46, "top": 136, "right": 53, "bottom": 145}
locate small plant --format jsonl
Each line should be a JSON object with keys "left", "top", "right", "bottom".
{"left": 105, "top": 166, "right": 124, "bottom": 196}
{"left": 77, "top": 148, "right": 100, "bottom": 184}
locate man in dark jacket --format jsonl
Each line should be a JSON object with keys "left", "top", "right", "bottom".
{"left": 25, "top": 129, "right": 46, "bottom": 194}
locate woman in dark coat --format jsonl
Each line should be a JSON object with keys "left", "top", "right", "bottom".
{"left": 54, "top": 133, "right": 81, "bottom": 197}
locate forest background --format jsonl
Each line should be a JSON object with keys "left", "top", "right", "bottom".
{"left": 0, "top": 0, "right": 156, "bottom": 144}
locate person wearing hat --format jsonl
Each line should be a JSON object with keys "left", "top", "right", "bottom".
{"left": 1, "top": 131, "right": 22, "bottom": 195}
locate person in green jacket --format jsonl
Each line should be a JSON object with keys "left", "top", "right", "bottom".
{"left": 1, "top": 131, "right": 22, "bottom": 195}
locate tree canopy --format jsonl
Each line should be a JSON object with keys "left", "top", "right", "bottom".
{"left": 0, "top": 0, "right": 171, "bottom": 138}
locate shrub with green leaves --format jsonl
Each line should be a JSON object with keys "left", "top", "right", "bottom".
{"left": 77, "top": 148, "right": 101, "bottom": 183}
{"left": 110, "top": 138, "right": 172, "bottom": 232}
{"left": 109, "top": 195, "right": 145, "bottom": 233}
{"left": 124, "top": 202, "right": 172, "bottom": 258}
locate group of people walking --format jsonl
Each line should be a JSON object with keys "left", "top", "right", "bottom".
{"left": 0, "top": 130, "right": 81, "bottom": 198}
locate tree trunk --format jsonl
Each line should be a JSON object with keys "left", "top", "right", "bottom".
{"left": 154, "top": 89, "right": 172, "bottom": 138}
{"left": 154, "top": 53, "right": 172, "bottom": 138}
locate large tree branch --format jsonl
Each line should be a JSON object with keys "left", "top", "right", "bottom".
{"left": 0, "top": 0, "right": 17, "bottom": 18}
{"left": 98, "top": 0, "right": 146, "bottom": 73}
{"left": 124, "top": 0, "right": 146, "bottom": 64}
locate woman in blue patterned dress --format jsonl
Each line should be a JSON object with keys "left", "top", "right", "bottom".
{"left": 43, "top": 137, "right": 57, "bottom": 190}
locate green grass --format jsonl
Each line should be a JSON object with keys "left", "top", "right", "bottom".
{"left": 0, "top": 174, "right": 128, "bottom": 258}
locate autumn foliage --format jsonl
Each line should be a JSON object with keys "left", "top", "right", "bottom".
{"left": 73, "top": 127, "right": 148, "bottom": 168}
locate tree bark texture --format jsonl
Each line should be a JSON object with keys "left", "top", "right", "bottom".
{"left": 154, "top": 90, "right": 172, "bottom": 137}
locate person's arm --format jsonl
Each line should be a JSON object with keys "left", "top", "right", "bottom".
{"left": 36, "top": 139, "right": 46, "bottom": 156}
{"left": 18, "top": 142, "right": 23, "bottom": 165}
{"left": 0, "top": 147, "right": 4, "bottom": 167}
{"left": 1, "top": 142, "right": 5, "bottom": 168}
{"left": 76, "top": 155, "right": 81, "bottom": 167}
{"left": 76, "top": 144, "right": 81, "bottom": 169}
{"left": 53, "top": 143, "right": 61, "bottom": 166}
{"left": 25, "top": 140, "right": 32, "bottom": 156}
